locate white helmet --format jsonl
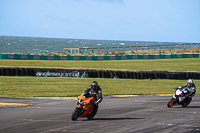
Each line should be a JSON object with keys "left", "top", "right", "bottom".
{"left": 187, "top": 79, "right": 193, "bottom": 88}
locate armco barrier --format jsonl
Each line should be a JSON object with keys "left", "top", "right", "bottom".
{"left": 0, "top": 67, "right": 200, "bottom": 79}
{"left": 0, "top": 53, "right": 200, "bottom": 60}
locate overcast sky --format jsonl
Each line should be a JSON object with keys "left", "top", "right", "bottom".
{"left": 0, "top": 0, "right": 200, "bottom": 43}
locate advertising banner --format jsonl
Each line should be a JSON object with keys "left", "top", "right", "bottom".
{"left": 35, "top": 70, "right": 88, "bottom": 78}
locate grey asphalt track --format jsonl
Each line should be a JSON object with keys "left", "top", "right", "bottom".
{"left": 0, "top": 95, "right": 200, "bottom": 133}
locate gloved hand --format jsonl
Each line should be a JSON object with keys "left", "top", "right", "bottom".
{"left": 184, "top": 94, "right": 189, "bottom": 97}
{"left": 94, "top": 101, "right": 98, "bottom": 105}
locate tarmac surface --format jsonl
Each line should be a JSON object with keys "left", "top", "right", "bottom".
{"left": 0, "top": 95, "right": 200, "bottom": 133}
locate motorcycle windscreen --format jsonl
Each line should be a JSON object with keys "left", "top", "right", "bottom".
{"left": 83, "top": 92, "right": 92, "bottom": 98}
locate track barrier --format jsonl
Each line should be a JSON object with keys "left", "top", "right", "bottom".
{"left": 0, "top": 53, "right": 200, "bottom": 60}
{"left": 0, "top": 67, "right": 200, "bottom": 79}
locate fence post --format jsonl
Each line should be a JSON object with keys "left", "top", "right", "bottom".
{"left": 105, "top": 47, "right": 106, "bottom": 53}
{"left": 154, "top": 45, "right": 155, "bottom": 50}
{"left": 123, "top": 47, "right": 125, "bottom": 52}
{"left": 111, "top": 47, "right": 112, "bottom": 53}
{"left": 136, "top": 46, "right": 138, "bottom": 51}
{"left": 130, "top": 46, "right": 131, "bottom": 51}
{"left": 191, "top": 43, "right": 192, "bottom": 48}
{"left": 118, "top": 47, "right": 119, "bottom": 53}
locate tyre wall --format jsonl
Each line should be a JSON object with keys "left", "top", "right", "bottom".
{"left": 0, "top": 67, "right": 200, "bottom": 79}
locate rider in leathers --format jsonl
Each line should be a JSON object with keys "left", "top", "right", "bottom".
{"left": 178, "top": 79, "right": 196, "bottom": 103}
{"left": 84, "top": 81, "right": 103, "bottom": 118}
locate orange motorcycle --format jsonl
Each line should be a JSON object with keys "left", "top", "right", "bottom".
{"left": 71, "top": 92, "right": 96, "bottom": 121}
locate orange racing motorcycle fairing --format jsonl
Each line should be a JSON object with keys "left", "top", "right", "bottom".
{"left": 71, "top": 92, "right": 96, "bottom": 121}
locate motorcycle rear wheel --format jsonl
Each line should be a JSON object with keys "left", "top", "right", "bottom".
{"left": 87, "top": 106, "right": 98, "bottom": 120}
{"left": 182, "top": 97, "right": 192, "bottom": 107}
{"left": 71, "top": 107, "right": 82, "bottom": 121}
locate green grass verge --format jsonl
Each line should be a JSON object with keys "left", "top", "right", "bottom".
{"left": 1, "top": 58, "right": 200, "bottom": 71}
{"left": 0, "top": 58, "right": 199, "bottom": 97}
{"left": 0, "top": 76, "right": 199, "bottom": 97}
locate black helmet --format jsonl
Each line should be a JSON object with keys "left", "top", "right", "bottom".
{"left": 91, "top": 81, "right": 98, "bottom": 90}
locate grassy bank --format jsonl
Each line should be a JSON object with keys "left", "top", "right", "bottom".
{"left": 1, "top": 58, "right": 199, "bottom": 97}
{"left": 1, "top": 58, "right": 200, "bottom": 71}
{"left": 0, "top": 76, "right": 199, "bottom": 97}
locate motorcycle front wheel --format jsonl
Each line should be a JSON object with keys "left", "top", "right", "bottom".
{"left": 167, "top": 98, "right": 176, "bottom": 107}
{"left": 71, "top": 107, "right": 82, "bottom": 121}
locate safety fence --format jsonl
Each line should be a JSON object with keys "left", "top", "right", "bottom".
{"left": 63, "top": 43, "right": 199, "bottom": 54}
{"left": 0, "top": 53, "right": 200, "bottom": 60}
{"left": 0, "top": 67, "right": 200, "bottom": 79}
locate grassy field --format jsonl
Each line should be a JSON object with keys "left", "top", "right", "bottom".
{"left": 1, "top": 76, "right": 199, "bottom": 97}
{"left": 1, "top": 58, "right": 200, "bottom": 71}
{"left": 0, "top": 58, "right": 200, "bottom": 97}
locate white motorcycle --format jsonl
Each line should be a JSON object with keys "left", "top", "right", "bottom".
{"left": 167, "top": 88, "right": 192, "bottom": 107}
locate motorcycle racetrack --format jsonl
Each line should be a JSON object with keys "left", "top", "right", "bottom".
{"left": 0, "top": 95, "right": 200, "bottom": 133}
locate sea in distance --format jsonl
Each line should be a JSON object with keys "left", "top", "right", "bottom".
{"left": 0, "top": 36, "right": 193, "bottom": 54}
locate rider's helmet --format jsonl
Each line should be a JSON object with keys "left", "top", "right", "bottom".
{"left": 187, "top": 79, "right": 194, "bottom": 88}
{"left": 91, "top": 81, "right": 98, "bottom": 90}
